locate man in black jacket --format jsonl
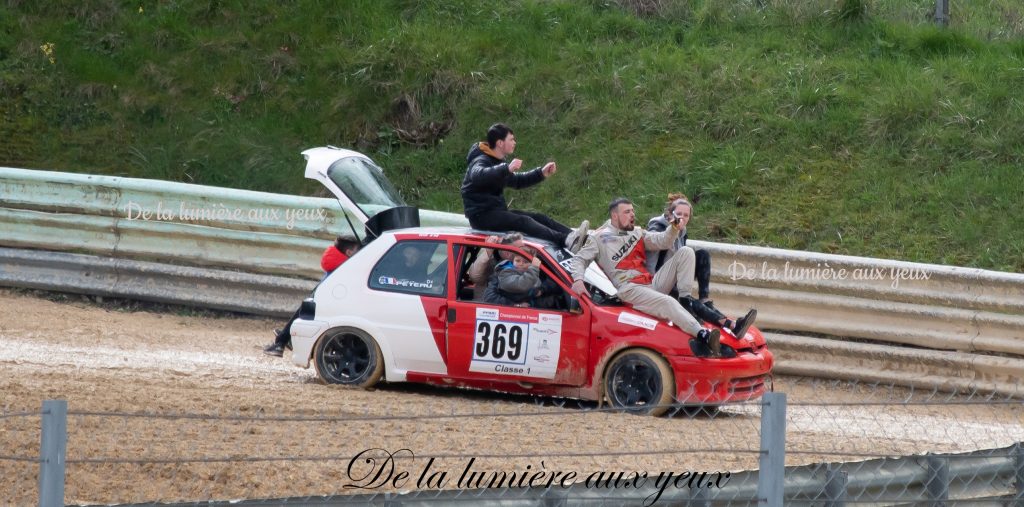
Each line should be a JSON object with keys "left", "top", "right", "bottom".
{"left": 461, "top": 123, "right": 588, "bottom": 251}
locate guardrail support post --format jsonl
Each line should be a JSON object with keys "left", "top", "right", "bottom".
{"left": 541, "top": 486, "right": 566, "bottom": 507}
{"left": 824, "top": 464, "right": 847, "bottom": 507}
{"left": 934, "top": 0, "right": 950, "bottom": 26}
{"left": 38, "top": 399, "right": 67, "bottom": 507}
{"left": 925, "top": 455, "right": 948, "bottom": 505}
{"left": 757, "top": 392, "right": 787, "bottom": 507}
{"left": 690, "top": 483, "right": 710, "bottom": 507}
{"left": 1014, "top": 442, "right": 1024, "bottom": 503}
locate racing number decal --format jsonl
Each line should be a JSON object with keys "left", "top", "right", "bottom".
{"left": 474, "top": 322, "right": 526, "bottom": 362}
{"left": 469, "top": 308, "right": 562, "bottom": 379}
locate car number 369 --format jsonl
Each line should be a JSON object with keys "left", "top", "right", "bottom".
{"left": 474, "top": 321, "right": 526, "bottom": 363}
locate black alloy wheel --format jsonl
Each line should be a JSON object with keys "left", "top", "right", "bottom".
{"left": 314, "top": 328, "right": 384, "bottom": 388}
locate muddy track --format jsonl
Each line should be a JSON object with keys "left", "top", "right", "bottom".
{"left": 1, "top": 289, "right": 1021, "bottom": 505}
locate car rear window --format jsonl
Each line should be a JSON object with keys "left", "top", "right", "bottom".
{"left": 369, "top": 240, "right": 448, "bottom": 297}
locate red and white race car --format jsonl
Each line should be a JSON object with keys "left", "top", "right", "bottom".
{"left": 287, "top": 147, "right": 773, "bottom": 415}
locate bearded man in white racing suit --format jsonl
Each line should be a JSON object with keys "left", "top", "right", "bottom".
{"left": 569, "top": 198, "right": 721, "bottom": 357}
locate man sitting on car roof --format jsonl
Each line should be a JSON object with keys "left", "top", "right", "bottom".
{"left": 461, "top": 122, "right": 589, "bottom": 252}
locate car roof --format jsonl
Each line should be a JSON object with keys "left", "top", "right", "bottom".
{"left": 387, "top": 227, "right": 559, "bottom": 249}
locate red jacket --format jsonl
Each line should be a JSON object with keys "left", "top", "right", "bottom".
{"left": 320, "top": 245, "right": 350, "bottom": 273}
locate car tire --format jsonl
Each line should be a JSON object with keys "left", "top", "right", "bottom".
{"left": 604, "top": 349, "right": 675, "bottom": 417}
{"left": 313, "top": 327, "right": 385, "bottom": 388}
{"left": 681, "top": 405, "right": 720, "bottom": 417}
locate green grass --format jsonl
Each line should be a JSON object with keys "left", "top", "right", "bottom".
{"left": 1, "top": 0, "right": 1023, "bottom": 272}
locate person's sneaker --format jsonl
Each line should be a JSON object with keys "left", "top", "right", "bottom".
{"left": 731, "top": 309, "right": 757, "bottom": 339}
{"left": 263, "top": 343, "right": 284, "bottom": 357}
{"left": 698, "top": 328, "right": 721, "bottom": 357}
{"left": 566, "top": 220, "right": 590, "bottom": 253}
{"left": 700, "top": 299, "right": 717, "bottom": 311}
{"left": 688, "top": 337, "right": 709, "bottom": 358}
{"left": 273, "top": 329, "right": 293, "bottom": 350}
{"left": 677, "top": 295, "right": 697, "bottom": 316}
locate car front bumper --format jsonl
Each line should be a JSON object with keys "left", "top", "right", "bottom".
{"left": 667, "top": 349, "right": 775, "bottom": 404}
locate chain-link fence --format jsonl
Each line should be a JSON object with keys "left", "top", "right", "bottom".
{"left": 5, "top": 378, "right": 1024, "bottom": 506}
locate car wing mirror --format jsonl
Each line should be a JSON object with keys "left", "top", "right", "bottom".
{"left": 568, "top": 296, "right": 583, "bottom": 315}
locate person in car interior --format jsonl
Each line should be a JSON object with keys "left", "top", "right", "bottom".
{"left": 467, "top": 232, "right": 525, "bottom": 300}
{"left": 484, "top": 246, "right": 560, "bottom": 309}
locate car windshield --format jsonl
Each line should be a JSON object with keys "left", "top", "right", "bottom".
{"left": 543, "top": 246, "right": 574, "bottom": 276}
{"left": 544, "top": 245, "right": 620, "bottom": 305}
{"left": 326, "top": 156, "right": 407, "bottom": 219}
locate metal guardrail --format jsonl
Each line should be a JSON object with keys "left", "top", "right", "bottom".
{"left": 697, "top": 240, "right": 1024, "bottom": 357}
{"left": 1, "top": 166, "right": 1023, "bottom": 391}
{"left": 0, "top": 167, "right": 468, "bottom": 279}
{"left": 0, "top": 247, "right": 311, "bottom": 317}
{"left": 693, "top": 239, "right": 1024, "bottom": 314}
{"left": 767, "top": 332, "right": 1024, "bottom": 396}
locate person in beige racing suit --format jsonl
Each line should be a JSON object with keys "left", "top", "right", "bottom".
{"left": 569, "top": 198, "right": 722, "bottom": 357}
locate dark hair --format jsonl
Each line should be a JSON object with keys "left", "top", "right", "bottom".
{"left": 486, "top": 123, "right": 514, "bottom": 148}
{"left": 663, "top": 192, "right": 691, "bottom": 218}
{"left": 608, "top": 197, "right": 632, "bottom": 215}
{"left": 335, "top": 234, "right": 360, "bottom": 253}
{"left": 499, "top": 232, "right": 523, "bottom": 245}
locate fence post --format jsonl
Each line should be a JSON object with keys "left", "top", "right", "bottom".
{"left": 924, "top": 455, "right": 948, "bottom": 506}
{"left": 1013, "top": 442, "right": 1024, "bottom": 503}
{"left": 690, "top": 483, "right": 710, "bottom": 507}
{"left": 541, "top": 486, "right": 566, "bottom": 507}
{"left": 934, "top": 0, "right": 949, "bottom": 26}
{"left": 824, "top": 464, "right": 847, "bottom": 507}
{"left": 757, "top": 392, "right": 786, "bottom": 507}
{"left": 38, "top": 399, "right": 67, "bottom": 507}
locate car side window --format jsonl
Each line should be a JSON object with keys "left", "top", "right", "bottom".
{"left": 369, "top": 240, "right": 448, "bottom": 297}
{"left": 456, "top": 245, "right": 491, "bottom": 302}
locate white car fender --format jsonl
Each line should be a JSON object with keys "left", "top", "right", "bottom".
{"left": 311, "top": 315, "right": 408, "bottom": 382}
{"left": 288, "top": 319, "right": 328, "bottom": 369}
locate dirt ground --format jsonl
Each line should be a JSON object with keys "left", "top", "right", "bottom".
{"left": 1, "top": 288, "right": 1022, "bottom": 505}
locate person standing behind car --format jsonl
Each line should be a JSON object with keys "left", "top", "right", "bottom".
{"left": 461, "top": 123, "right": 589, "bottom": 252}
{"left": 263, "top": 235, "right": 360, "bottom": 357}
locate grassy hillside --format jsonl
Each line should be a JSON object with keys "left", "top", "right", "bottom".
{"left": 2, "top": 0, "right": 1022, "bottom": 271}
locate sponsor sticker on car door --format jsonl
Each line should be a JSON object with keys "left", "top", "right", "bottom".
{"left": 469, "top": 308, "right": 562, "bottom": 379}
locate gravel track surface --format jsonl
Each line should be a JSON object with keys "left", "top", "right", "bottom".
{"left": 1, "top": 289, "right": 1020, "bottom": 505}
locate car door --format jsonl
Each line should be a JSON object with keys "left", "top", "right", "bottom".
{"left": 365, "top": 237, "right": 451, "bottom": 376}
{"left": 444, "top": 242, "right": 590, "bottom": 386}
